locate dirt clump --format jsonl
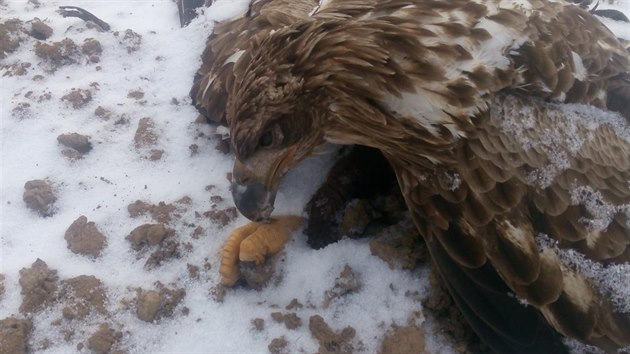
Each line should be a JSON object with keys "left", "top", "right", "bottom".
{"left": 61, "top": 88, "right": 92, "bottom": 109}
{"left": 126, "top": 223, "right": 171, "bottom": 251}
{"left": 87, "top": 323, "right": 122, "bottom": 354}
{"left": 252, "top": 318, "right": 265, "bottom": 331}
{"left": 133, "top": 118, "right": 161, "bottom": 159}
{"left": 94, "top": 106, "right": 113, "bottom": 120}
{"left": 34, "top": 38, "right": 81, "bottom": 72}
{"left": 23, "top": 179, "right": 56, "bottom": 216}
{"left": 144, "top": 238, "right": 181, "bottom": 269}
{"left": 127, "top": 89, "right": 144, "bottom": 100}
{"left": 268, "top": 336, "right": 289, "bottom": 354}
{"left": 2, "top": 61, "right": 31, "bottom": 77}
{"left": 64, "top": 216, "right": 107, "bottom": 258}
{"left": 18, "top": 259, "right": 59, "bottom": 313}
{"left": 28, "top": 18, "right": 52, "bottom": 40}
{"left": 127, "top": 200, "right": 179, "bottom": 224}
{"left": 286, "top": 298, "right": 303, "bottom": 310}
{"left": 369, "top": 221, "right": 427, "bottom": 270}
{"left": 239, "top": 251, "right": 284, "bottom": 290}
{"left": 0, "top": 317, "right": 32, "bottom": 354}
{"left": 323, "top": 264, "right": 361, "bottom": 308}
{"left": 115, "top": 29, "right": 142, "bottom": 53}
{"left": 271, "top": 312, "right": 302, "bottom": 330}
{"left": 59, "top": 275, "right": 108, "bottom": 320}
{"left": 81, "top": 38, "right": 102, "bottom": 63}
{"left": 57, "top": 132, "right": 92, "bottom": 157}
{"left": 135, "top": 283, "right": 185, "bottom": 322}
{"left": 379, "top": 325, "right": 425, "bottom": 354}
{"left": 0, "top": 18, "right": 26, "bottom": 59}
{"left": 0, "top": 274, "right": 5, "bottom": 300}
{"left": 203, "top": 207, "right": 238, "bottom": 227}
{"left": 309, "top": 315, "right": 355, "bottom": 354}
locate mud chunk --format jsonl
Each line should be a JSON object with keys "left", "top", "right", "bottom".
{"left": 268, "top": 337, "right": 289, "bottom": 354}
{"left": 59, "top": 275, "right": 108, "bottom": 320}
{"left": 379, "top": 325, "right": 425, "bottom": 354}
{"left": 309, "top": 315, "right": 355, "bottom": 354}
{"left": 136, "top": 283, "right": 185, "bottom": 322}
{"left": 28, "top": 18, "right": 52, "bottom": 40}
{"left": 149, "top": 149, "right": 164, "bottom": 161}
{"left": 23, "top": 179, "right": 56, "bottom": 216}
{"left": 271, "top": 312, "right": 302, "bottom": 330}
{"left": 145, "top": 239, "right": 181, "bottom": 269}
{"left": 126, "top": 223, "right": 170, "bottom": 251}
{"left": 127, "top": 90, "right": 144, "bottom": 100}
{"left": 64, "top": 216, "right": 107, "bottom": 257}
{"left": 187, "top": 264, "right": 199, "bottom": 280}
{"left": 203, "top": 207, "right": 238, "bottom": 227}
{"left": 239, "top": 251, "right": 284, "bottom": 290}
{"left": 88, "top": 323, "right": 120, "bottom": 354}
{"left": 338, "top": 199, "right": 380, "bottom": 237}
{"left": 189, "top": 144, "right": 199, "bottom": 156}
{"left": 61, "top": 88, "right": 92, "bottom": 109}
{"left": 134, "top": 117, "right": 158, "bottom": 148}
{"left": 252, "top": 318, "right": 265, "bottom": 331}
{"left": 81, "top": 38, "right": 102, "bottom": 63}
{"left": 57, "top": 132, "right": 92, "bottom": 154}
{"left": 127, "top": 200, "right": 177, "bottom": 224}
{"left": 369, "top": 222, "right": 427, "bottom": 270}
{"left": 323, "top": 265, "right": 361, "bottom": 308}
{"left": 11, "top": 102, "right": 32, "bottom": 119}
{"left": 18, "top": 259, "right": 58, "bottom": 313}
{"left": 115, "top": 29, "right": 142, "bottom": 53}
{"left": 285, "top": 298, "right": 303, "bottom": 310}
{"left": 2, "top": 61, "right": 31, "bottom": 77}
{"left": 34, "top": 38, "right": 81, "bottom": 72}
{"left": 0, "top": 274, "right": 5, "bottom": 301}
{"left": 94, "top": 106, "right": 113, "bottom": 120}
{"left": 0, "top": 317, "right": 32, "bottom": 354}
{"left": 0, "top": 19, "right": 26, "bottom": 59}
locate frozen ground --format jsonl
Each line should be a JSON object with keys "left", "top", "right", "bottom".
{"left": 1, "top": 0, "right": 629, "bottom": 353}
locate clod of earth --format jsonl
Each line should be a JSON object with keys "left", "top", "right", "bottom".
{"left": 309, "top": 315, "right": 355, "bottom": 354}
{"left": 57, "top": 132, "right": 92, "bottom": 154}
{"left": 28, "top": 18, "right": 52, "bottom": 40}
{"left": 135, "top": 283, "right": 185, "bottom": 323}
{"left": 114, "top": 29, "right": 142, "bottom": 53}
{"left": 88, "top": 323, "right": 121, "bottom": 354}
{"left": 81, "top": 38, "right": 102, "bottom": 63}
{"left": 64, "top": 216, "right": 107, "bottom": 258}
{"left": 203, "top": 207, "right": 238, "bottom": 227}
{"left": 18, "top": 259, "right": 58, "bottom": 314}
{"left": 23, "top": 179, "right": 56, "bottom": 217}
{"left": 379, "top": 325, "right": 425, "bottom": 354}
{"left": 0, "top": 18, "right": 26, "bottom": 59}
{"left": 271, "top": 312, "right": 302, "bottom": 330}
{"left": 127, "top": 200, "right": 179, "bottom": 224}
{"left": 0, "top": 274, "right": 5, "bottom": 301}
{"left": 126, "top": 223, "right": 171, "bottom": 251}
{"left": 268, "top": 337, "right": 289, "bottom": 354}
{"left": 60, "top": 88, "right": 92, "bottom": 109}
{"left": 59, "top": 275, "right": 108, "bottom": 320}
{"left": 0, "top": 317, "right": 32, "bottom": 354}
{"left": 34, "top": 38, "right": 81, "bottom": 72}
{"left": 368, "top": 222, "right": 428, "bottom": 270}
{"left": 323, "top": 264, "right": 361, "bottom": 309}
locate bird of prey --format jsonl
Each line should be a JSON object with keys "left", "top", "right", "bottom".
{"left": 190, "top": 0, "right": 630, "bottom": 352}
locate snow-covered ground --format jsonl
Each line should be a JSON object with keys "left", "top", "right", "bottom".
{"left": 1, "top": 0, "right": 629, "bottom": 353}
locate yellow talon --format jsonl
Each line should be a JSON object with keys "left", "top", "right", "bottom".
{"left": 220, "top": 215, "right": 304, "bottom": 287}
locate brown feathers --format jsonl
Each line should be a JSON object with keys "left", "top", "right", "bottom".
{"left": 192, "top": 0, "right": 630, "bottom": 352}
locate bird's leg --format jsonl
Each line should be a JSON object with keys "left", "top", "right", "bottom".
{"left": 219, "top": 215, "right": 304, "bottom": 286}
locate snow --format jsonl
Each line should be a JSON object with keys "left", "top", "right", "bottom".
{"left": 1, "top": 0, "right": 629, "bottom": 353}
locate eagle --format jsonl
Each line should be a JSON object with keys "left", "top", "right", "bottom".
{"left": 190, "top": 0, "right": 630, "bottom": 352}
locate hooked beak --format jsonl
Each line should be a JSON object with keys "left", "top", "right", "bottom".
{"left": 231, "top": 147, "right": 297, "bottom": 222}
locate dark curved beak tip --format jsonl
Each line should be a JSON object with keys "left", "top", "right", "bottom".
{"left": 231, "top": 181, "right": 274, "bottom": 222}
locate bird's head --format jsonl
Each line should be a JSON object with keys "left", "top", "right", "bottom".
{"left": 226, "top": 31, "right": 329, "bottom": 221}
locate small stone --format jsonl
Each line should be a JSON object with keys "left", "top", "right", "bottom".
{"left": 64, "top": 216, "right": 107, "bottom": 257}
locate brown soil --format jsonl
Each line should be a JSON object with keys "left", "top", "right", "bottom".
{"left": 64, "top": 216, "right": 107, "bottom": 258}
{"left": 22, "top": 179, "right": 56, "bottom": 216}
{"left": 0, "top": 274, "right": 5, "bottom": 301}
{"left": 0, "top": 18, "right": 26, "bottom": 59}
{"left": 1, "top": 61, "right": 31, "bottom": 77}
{"left": 127, "top": 200, "right": 180, "bottom": 224}
{"left": 0, "top": 317, "right": 32, "bottom": 354}
{"left": 271, "top": 312, "right": 302, "bottom": 330}
{"left": 18, "top": 259, "right": 58, "bottom": 314}
{"left": 28, "top": 18, "right": 52, "bottom": 40}
{"left": 369, "top": 221, "right": 428, "bottom": 270}
{"left": 323, "top": 264, "right": 361, "bottom": 308}
{"left": 239, "top": 250, "right": 285, "bottom": 290}
{"left": 127, "top": 89, "right": 144, "bottom": 100}
{"left": 34, "top": 38, "right": 81, "bottom": 72}
{"left": 127, "top": 223, "right": 171, "bottom": 251}
{"left": 268, "top": 336, "right": 289, "bottom": 354}
{"left": 60, "top": 88, "right": 92, "bottom": 109}
{"left": 252, "top": 318, "right": 265, "bottom": 331}
{"left": 379, "top": 325, "right": 425, "bottom": 354}
{"left": 87, "top": 323, "right": 121, "bottom": 354}
{"left": 115, "top": 29, "right": 142, "bottom": 53}
{"left": 59, "top": 275, "right": 108, "bottom": 320}
{"left": 309, "top": 315, "right": 355, "bottom": 354}
{"left": 203, "top": 207, "right": 238, "bottom": 227}
{"left": 135, "top": 283, "right": 185, "bottom": 322}
{"left": 81, "top": 38, "right": 102, "bottom": 63}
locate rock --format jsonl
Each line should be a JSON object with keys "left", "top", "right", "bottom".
{"left": 57, "top": 132, "right": 92, "bottom": 154}
{"left": 309, "top": 315, "right": 355, "bottom": 354}
{"left": 379, "top": 325, "right": 425, "bottom": 354}
{"left": 18, "top": 259, "right": 58, "bottom": 313}
{"left": 0, "top": 317, "right": 32, "bottom": 354}
{"left": 28, "top": 18, "right": 52, "bottom": 40}
{"left": 64, "top": 216, "right": 107, "bottom": 257}
{"left": 23, "top": 179, "right": 56, "bottom": 217}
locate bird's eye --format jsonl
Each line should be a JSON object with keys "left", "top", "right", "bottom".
{"left": 259, "top": 130, "right": 273, "bottom": 148}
